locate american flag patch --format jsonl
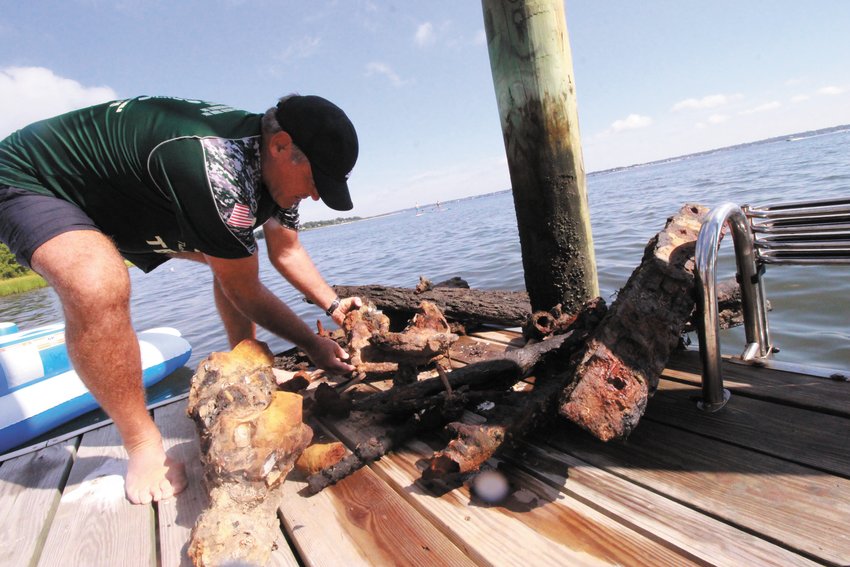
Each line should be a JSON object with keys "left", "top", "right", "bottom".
{"left": 227, "top": 203, "right": 255, "bottom": 228}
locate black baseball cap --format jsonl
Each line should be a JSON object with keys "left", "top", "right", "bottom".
{"left": 275, "top": 95, "right": 358, "bottom": 211}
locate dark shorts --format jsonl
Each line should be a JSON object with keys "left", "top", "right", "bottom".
{"left": 0, "top": 185, "right": 102, "bottom": 269}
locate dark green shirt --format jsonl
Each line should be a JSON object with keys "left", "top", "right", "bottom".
{"left": 0, "top": 96, "right": 298, "bottom": 272}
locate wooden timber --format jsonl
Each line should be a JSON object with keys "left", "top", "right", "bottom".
{"left": 0, "top": 328, "right": 847, "bottom": 566}
{"left": 483, "top": 0, "right": 599, "bottom": 311}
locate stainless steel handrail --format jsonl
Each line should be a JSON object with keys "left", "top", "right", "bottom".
{"left": 745, "top": 197, "right": 850, "bottom": 219}
{"left": 694, "top": 199, "right": 850, "bottom": 413}
{"left": 749, "top": 200, "right": 850, "bottom": 264}
{"left": 694, "top": 203, "right": 771, "bottom": 412}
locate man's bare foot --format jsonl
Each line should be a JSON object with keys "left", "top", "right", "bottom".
{"left": 125, "top": 440, "right": 188, "bottom": 505}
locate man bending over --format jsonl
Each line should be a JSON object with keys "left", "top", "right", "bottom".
{"left": 0, "top": 94, "right": 361, "bottom": 504}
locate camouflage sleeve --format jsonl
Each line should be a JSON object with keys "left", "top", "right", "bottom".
{"left": 272, "top": 204, "right": 300, "bottom": 230}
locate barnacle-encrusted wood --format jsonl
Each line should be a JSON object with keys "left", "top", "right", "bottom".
{"left": 186, "top": 339, "right": 313, "bottom": 567}
{"left": 559, "top": 204, "right": 711, "bottom": 441}
{"left": 333, "top": 283, "right": 533, "bottom": 327}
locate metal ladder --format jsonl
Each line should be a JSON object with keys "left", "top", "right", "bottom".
{"left": 694, "top": 198, "right": 850, "bottom": 411}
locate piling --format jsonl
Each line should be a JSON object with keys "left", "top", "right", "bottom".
{"left": 481, "top": 0, "right": 598, "bottom": 312}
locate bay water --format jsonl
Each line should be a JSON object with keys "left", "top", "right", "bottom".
{"left": 1, "top": 128, "right": 848, "bottom": 375}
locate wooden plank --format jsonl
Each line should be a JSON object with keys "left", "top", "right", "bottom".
{"left": 545, "top": 420, "right": 850, "bottom": 565}
{"left": 267, "top": 542, "right": 302, "bottom": 567}
{"left": 665, "top": 349, "right": 850, "bottom": 417}
{"left": 383, "top": 438, "right": 695, "bottom": 566}
{"left": 278, "top": 425, "right": 477, "bottom": 567}
{"left": 154, "top": 400, "right": 204, "bottom": 567}
{"left": 0, "top": 440, "right": 76, "bottom": 566}
{"left": 155, "top": 398, "right": 301, "bottom": 567}
{"left": 37, "top": 425, "right": 155, "bottom": 567}
{"left": 467, "top": 327, "right": 523, "bottom": 348}
{"left": 508, "top": 440, "right": 819, "bottom": 566}
{"left": 647, "top": 378, "right": 850, "bottom": 477}
{"left": 449, "top": 335, "right": 510, "bottom": 365}
{"left": 323, "top": 413, "right": 695, "bottom": 566}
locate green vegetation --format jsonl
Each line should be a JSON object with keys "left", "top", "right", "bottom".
{"left": 0, "top": 273, "right": 48, "bottom": 296}
{"left": 300, "top": 216, "right": 363, "bottom": 231}
{"left": 0, "top": 243, "right": 48, "bottom": 296}
{"left": 0, "top": 243, "right": 28, "bottom": 279}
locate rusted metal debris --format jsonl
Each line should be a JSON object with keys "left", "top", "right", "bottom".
{"left": 340, "top": 300, "right": 458, "bottom": 386}
{"left": 523, "top": 302, "right": 581, "bottom": 342}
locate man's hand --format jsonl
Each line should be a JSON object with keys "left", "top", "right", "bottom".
{"left": 304, "top": 335, "right": 355, "bottom": 375}
{"left": 331, "top": 296, "right": 363, "bottom": 326}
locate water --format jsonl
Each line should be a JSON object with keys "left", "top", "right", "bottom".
{"left": 1, "top": 129, "right": 848, "bottom": 373}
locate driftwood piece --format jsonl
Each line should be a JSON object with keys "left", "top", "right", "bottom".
{"left": 354, "top": 297, "right": 607, "bottom": 416}
{"left": 186, "top": 340, "right": 313, "bottom": 567}
{"left": 712, "top": 278, "right": 746, "bottom": 330}
{"left": 421, "top": 299, "right": 606, "bottom": 484}
{"left": 558, "top": 204, "right": 711, "bottom": 441}
{"left": 432, "top": 276, "right": 471, "bottom": 289}
{"left": 306, "top": 402, "right": 465, "bottom": 493}
{"left": 681, "top": 277, "right": 769, "bottom": 333}
{"left": 333, "top": 284, "right": 531, "bottom": 327}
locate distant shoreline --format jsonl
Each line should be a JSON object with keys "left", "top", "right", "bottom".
{"left": 300, "top": 216, "right": 364, "bottom": 231}
{"left": 297, "top": 123, "right": 850, "bottom": 227}
{"left": 590, "top": 123, "right": 850, "bottom": 176}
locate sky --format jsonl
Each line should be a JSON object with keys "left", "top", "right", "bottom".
{"left": 1, "top": 1, "right": 849, "bottom": 221}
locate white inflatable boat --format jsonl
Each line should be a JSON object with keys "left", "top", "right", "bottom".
{"left": 0, "top": 322, "right": 192, "bottom": 453}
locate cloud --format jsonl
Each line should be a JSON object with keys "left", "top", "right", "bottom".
{"left": 276, "top": 36, "right": 322, "bottom": 63}
{"left": 0, "top": 66, "right": 117, "bottom": 138}
{"left": 790, "top": 94, "right": 810, "bottom": 103}
{"left": 609, "top": 113, "right": 652, "bottom": 132}
{"left": 671, "top": 93, "right": 742, "bottom": 112}
{"left": 413, "top": 20, "right": 483, "bottom": 50}
{"left": 695, "top": 114, "right": 728, "bottom": 129}
{"left": 739, "top": 101, "right": 781, "bottom": 115}
{"left": 414, "top": 22, "right": 435, "bottom": 47}
{"left": 818, "top": 85, "right": 846, "bottom": 96}
{"left": 365, "top": 61, "right": 408, "bottom": 87}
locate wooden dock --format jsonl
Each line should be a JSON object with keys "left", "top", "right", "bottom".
{"left": 1, "top": 328, "right": 848, "bottom": 566}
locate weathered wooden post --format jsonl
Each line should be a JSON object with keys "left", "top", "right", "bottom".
{"left": 482, "top": 0, "right": 598, "bottom": 312}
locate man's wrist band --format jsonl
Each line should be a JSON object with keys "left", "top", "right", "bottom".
{"left": 325, "top": 297, "right": 341, "bottom": 317}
